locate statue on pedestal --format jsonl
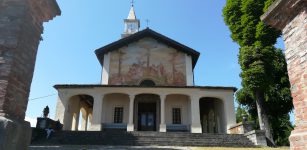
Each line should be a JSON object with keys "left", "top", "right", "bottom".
{"left": 43, "top": 106, "right": 49, "bottom": 118}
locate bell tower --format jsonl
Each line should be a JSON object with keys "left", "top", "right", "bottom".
{"left": 122, "top": 1, "right": 140, "bottom": 38}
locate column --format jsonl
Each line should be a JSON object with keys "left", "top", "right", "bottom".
{"left": 85, "top": 113, "right": 89, "bottom": 131}
{"left": 89, "top": 94, "right": 104, "bottom": 131}
{"left": 127, "top": 94, "right": 135, "bottom": 132}
{"left": 223, "top": 95, "right": 236, "bottom": 134}
{"left": 159, "top": 94, "right": 167, "bottom": 132}
{"left": 261, "top": 0, "right": 307, "bottom": 149}
{"left": 81, "top": 110, "right": 88, "bottom": 131}
{"left": 72, "top": 112, "right": 80, "bottom": 131}
{"left": 55, "top": 94, "right": 71, "bottom": 130}
{"left": 0, "top": 1, "right": 60, "bottom": 149}
{"left": 190, "top": 95, "right": 202, "bottom": 133}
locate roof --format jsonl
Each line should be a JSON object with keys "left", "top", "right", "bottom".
{"left": 54, "top": 84, "right": 237, "bottom": 92}
{"left": 95, "top": 28, "right": 200, "bottom": 69}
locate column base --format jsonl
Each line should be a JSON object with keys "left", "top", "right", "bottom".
{"left": 159, "top": 124, "right": 166, "bottom": 132}
{"left": 290, "top": 128, "right": 307, "bottom": 150}
{"left": 191, "top": 124, "right": 202, "bottom": 133}
{"left": 127, "top": 124, "right": 134, "bottom": 132}
{"left": 0, "top": 116, "right": 32, "bottom": 150}
{"left": 89, "top": 124, "right": 102, "bottom": 131}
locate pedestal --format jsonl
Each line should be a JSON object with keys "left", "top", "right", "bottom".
{"left": 0, "top": 117, "right": 32, "bottom": 150}
{"left": 159, "top": 124, "right": 166, "bottom": 132}
{"left": 191, "top": 124, "right": 202, "bottom": 133}
{"left": 127, "top": 124, "right": 134, "bottom": 132}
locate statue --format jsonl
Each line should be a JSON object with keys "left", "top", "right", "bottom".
{"left": 43, "top": 106, "right": 49, "bottom": 118}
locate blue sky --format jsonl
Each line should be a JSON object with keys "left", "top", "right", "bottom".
{"left": 25, "top": 0, "right": 288, "bottom": 126}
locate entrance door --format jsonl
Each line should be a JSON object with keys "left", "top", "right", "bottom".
{"left": 139, "top": 112, "right": 155, "bottom": 131}
{"left": 138, "top": 102, "right": 156, "bottom": 131}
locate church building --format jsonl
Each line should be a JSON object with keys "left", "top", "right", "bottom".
{"left": 54, "top": 4, "right": 236, "bottom": 134}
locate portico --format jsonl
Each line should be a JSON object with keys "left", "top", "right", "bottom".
{"left": 54, "top": 85, "right": 236, "bottom": 134}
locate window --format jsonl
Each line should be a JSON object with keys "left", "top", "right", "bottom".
{"left": 114, "top": 107, "right": 123, "bottom": 123}
{"left": 172, "top": 108, "right": 181, "bottom": 124}
{"left": 139, "top": 80, "right": 156, "bottom": 87}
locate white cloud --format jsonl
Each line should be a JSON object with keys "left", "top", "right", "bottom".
{"left": 25, "top": 116, "right": 37, "bottom": 127}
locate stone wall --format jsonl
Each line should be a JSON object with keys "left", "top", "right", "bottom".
{"left": 0, "top": 0, "right": 60, "bottom": 149}
{"left": 261, "top": 0, "right": 307, "bottom": 149}
{"left": 244, "top": 130, "right": 267, "bottom": 146}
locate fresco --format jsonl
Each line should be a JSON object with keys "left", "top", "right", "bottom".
{"left": 109, "top": 37, "right": 187, "bottom": 86}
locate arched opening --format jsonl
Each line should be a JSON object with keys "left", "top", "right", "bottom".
{"left": 67, "top": 94, "right": 94, "bottom": 131}
{"left": 139, "top": 80, "right": 156, "bottom": 86}
{"left": 102, "top": 93, "right": 129, "bottom": 131}
{"left": 165, "top": 94, "right": 190, "bottom": 132}
{"left": 134, "top": 94, "right": 160, "bottom": 131}
{"left": 199, "top": 97, "right": 225, "bottom": 133}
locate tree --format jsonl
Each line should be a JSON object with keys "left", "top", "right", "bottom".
{"left": 223, "top": 0, "right": 293, "bottom": 145}
{"left": 236, "top": 48, "right": 293, "bottom": 145}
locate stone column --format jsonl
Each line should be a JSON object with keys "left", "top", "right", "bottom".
{"left": 81, "top": 109, "right": 88, "bottom": 131}
{"left": 55, "top": 93, "right": 71, "bottom": 130}
{"left": 159, "top": 94, "right": 167, "bottom": 132}
{"left": 127, "top": 94, "right": 135, "bottom": 131}
{"left": 0, "top": 0, "right": 60, "bottom": 149}
{"left": 223, "top": 95, "right": 236, "bottom": 133}
{"left": 72, "top": 111, "right": 80, "bottom": 131}
{"left": 261, "top": 0, "right": 307, "bottom": 149}
{"left": 90, "top": 94, "right": 104, "bottom": 131}
{"left": 190, "top": 95, "right": 202, "bottom": 133}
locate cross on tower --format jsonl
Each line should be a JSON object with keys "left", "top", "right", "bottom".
{"left": 146, "top": 19, "right": 150, "bottom": 27}
{"left": 131, "top": 0, "right": 134, "bottom": 6}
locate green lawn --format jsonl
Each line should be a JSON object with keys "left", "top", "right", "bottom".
{"left": 192, "top": 147, "right": 289, "bottom": 150}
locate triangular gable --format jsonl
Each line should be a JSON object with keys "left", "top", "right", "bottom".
{"left": 95, "top": 28, "right": 200, "bottom": 68}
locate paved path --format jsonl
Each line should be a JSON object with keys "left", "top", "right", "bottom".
{"left": 29, "top": 146, "right": 194, "bottom": 150}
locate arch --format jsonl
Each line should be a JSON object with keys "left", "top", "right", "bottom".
{"left": 164, "top": 94, "right": 190, "bottom": 130}
{"left": 65, "top": 94, "right": 94, "bottom": 131}
{"left": 134, "top": 93, "right": 160, "bottom": 131}
{"left": 199, "top": 97, "right": 225, "bottom": 133}
{"left": 102, "top": 93, "right": 130, "bottom": 125}
{"left": 67, "top": 93, "right": 95, "bottom": 101}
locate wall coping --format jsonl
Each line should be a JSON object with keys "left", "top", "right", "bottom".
{"left": 261, "top": 0, "right": 306, "bottom": 30}
{"left": 244, "top": 130, "right": 266, "bottom": 136}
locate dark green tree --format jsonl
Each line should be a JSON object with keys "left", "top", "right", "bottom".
{"left": 223, "top": 0, "right": 293, "bottom": 145}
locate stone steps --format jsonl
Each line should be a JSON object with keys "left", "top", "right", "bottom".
{"left": 31, "top": 130, "right": 255, "bottom": 147}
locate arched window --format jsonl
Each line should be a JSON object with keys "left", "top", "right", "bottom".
{"left": 139, "top": 80, "right": 156, "bottom": 87}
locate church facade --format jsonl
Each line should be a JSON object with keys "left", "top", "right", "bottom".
{"left": 54, "top": 5, "right": 236, "bottom": 134}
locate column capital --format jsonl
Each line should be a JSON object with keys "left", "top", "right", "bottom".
{"left": 189, "top": 95, "right": 200, "bottom": 100}
{"left": 159, "top": 94, "right": 167, "bottom": 100}
{"left": 128, "top": 94, "right": 135, "bottom": 100}
{"left": 93, "top": 93, "right": 105, "bottom": 99}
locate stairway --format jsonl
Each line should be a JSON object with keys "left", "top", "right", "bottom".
{"left": 31, "top": 130, "right": 255, "bottom": 147}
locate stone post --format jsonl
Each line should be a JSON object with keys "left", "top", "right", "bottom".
{"left": 0, "top": 0, "right": 60, "bottom": 149}
{"left": 159, "top": 94, "right": 166, "bottom": 132}
{"left": 190, "top": 95, "right": 202, "bottom": 133}
{"left": 127, "top": 94, "right": 135, "bottom": 131}
{"left": 261, "top": 0, "right": 307, "bottom": 149}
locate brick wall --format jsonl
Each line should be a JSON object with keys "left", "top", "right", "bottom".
{"left": 284, "top": 8, "right": 307, "bottom": 150}
{"left": 0, "top": 0, "right": 60, "bottom": 120}
{"left": 261, "top": 0, "right": 307, "bottom": 149}
{"left": 0, "top": 0, "right": 60, "bottom": 149}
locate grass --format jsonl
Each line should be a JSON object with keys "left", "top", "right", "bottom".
{"left": 191, "top": 147, "right": 289, "bottom": 150}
